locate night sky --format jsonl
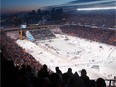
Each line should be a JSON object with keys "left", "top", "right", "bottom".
{"left": 1, "top": 0, "right": 115, "bottom": 14}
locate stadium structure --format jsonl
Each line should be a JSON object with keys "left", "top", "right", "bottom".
{"left": 6, "top": 25, "right": 116, "bottom": 82}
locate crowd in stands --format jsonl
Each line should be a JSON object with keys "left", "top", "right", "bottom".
{"left": 1, "top": 31, "right": 108, "bottom": 87}
{"left": 60, "top": 26, "right": 116, "bottom": 46}
{"left": 65, "top": 12, "right": 115, "bottom": 28}
{"left": 30, "top": 29, "right": 56, "bottom": 40}
{"left": 1, "top": 32, "right": 42, "bottom": 73}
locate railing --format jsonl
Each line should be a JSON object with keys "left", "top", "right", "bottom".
{"left": 105, "top": 79, "right": 116, "bottom": 87}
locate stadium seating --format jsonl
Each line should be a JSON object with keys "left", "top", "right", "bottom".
{"left": 61, "top": 26, "right": 116, "bottom": 46}
{"left": 29, "top": 29, "right": 56, "bottom": 40}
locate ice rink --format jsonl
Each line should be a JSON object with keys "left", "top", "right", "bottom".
{"left": 16, "top": 33, "right": 116, "bottom": 79}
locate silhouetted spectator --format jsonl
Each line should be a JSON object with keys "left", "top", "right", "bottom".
{"left": 42, "top": 77, "right": 51, "bottom": 87}
{"left": 55, "top": 66, "right": 63, "bottom": 84}
{"left": 50, "top": 73, "right": 63, "bottom": 87}
{"left": 89, "top": 80, "right": 96, "bottom": 87}
{"left": 38, "top": 64, "right": 49, "bottom": 87}
{"left": 63, "top": 68, "right": 73, "bottom": 85}
{"left": 96, "top": 78, "right": 106, "bottom": 87}
{"left": 69, "top": 72, "right": 85, "bottom": 87}
{"left": 56, "top": 66, "right": 62, "bottom": 75}
{"left": 80, "top": 69, "right": 90, "bottom": 87}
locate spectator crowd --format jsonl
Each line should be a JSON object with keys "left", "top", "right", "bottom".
{"left": 61, "top": 26, "right": 116, "bottom": 46}
{"left": 65, "top": 11, "right": 115, "bottom": 28}
{"left": 1, "top": 32, "right": 42, "bottom": 72}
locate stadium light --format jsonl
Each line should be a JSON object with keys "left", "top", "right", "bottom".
{"left": 77, "top": 7, "right": 116, "bottom": 11}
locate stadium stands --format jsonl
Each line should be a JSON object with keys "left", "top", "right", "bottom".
{"left": 29, "top": 29, "right": 56, "bottom": 40}
{"left": 60, "top": 26, "right": 116, "bottom": 46}
{"left": 65, "top": 12, "right": 115, "bottom": 28}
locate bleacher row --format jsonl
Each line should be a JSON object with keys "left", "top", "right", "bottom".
{"left": 60, "top": 26, "right": 116, "bottom": 46}
{"left": 65, "top": 12, "right": 115, "bottom": 28}
{"left": 29, "top": 29, "right": 56, "bottom": 40}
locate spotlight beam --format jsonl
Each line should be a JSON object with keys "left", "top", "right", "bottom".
{"left": 77, "top": 7, "right": 116, "bottom": 11}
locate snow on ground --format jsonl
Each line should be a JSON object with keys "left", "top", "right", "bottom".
{"left": 15, "top": 33, "right": 116, "bottom": 80}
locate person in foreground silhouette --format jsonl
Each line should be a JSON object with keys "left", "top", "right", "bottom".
{"left": 80, "top": 69, "right": 90, "bottom": 87}
{"left": 63, "top": 68, "right": 73, "bottom": 86}
{"left": 38, "top": 64, "right": 49, "bottom": 87}
{"left": 96, "top": 78, "right": 106, "bottom": 87}
{"left": 68, "top": 72, "right": 85, "bottom": 87}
